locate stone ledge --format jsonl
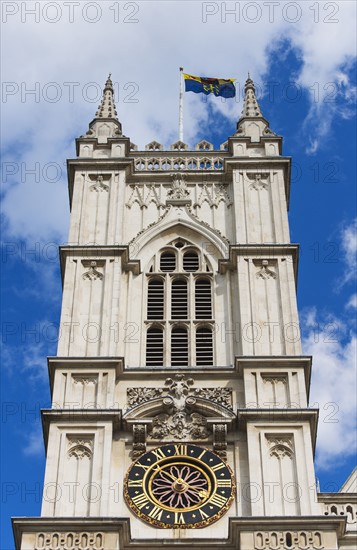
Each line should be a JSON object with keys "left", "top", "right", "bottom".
{"left": 12, "top": 516, "right": 348, "bottom": 550}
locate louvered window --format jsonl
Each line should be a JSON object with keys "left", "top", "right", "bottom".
{"left": 146, "top": 242, "right": 215, "bottom": 366}
{"left": 147, "top": 279, "right": 164, "bottom": 320}
{"left": 196, "top": 327, "right": 213, "bottom": 366}
{"left": 171, "top": 278, "right": 188, "bottom": 319}
{"left": 183, "top": 251, "right": 199, "bottom": 272}
{"left": 195, "top": 278, "right": 212, "bottom": 319}
{"left": 171, "top": 327, "right": 188, "bottom": 366}
{"left": 146, "top": 327, "right": 164, "bottom": 367}
{"left": 160, "top": 252, "right": 176, "bottom": 272}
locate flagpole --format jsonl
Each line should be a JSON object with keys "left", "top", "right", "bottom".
{"left": 179, "top": 67, "right": 184, "bottom": 142}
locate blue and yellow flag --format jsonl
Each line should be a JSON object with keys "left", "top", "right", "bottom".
{"left": 183, "top": 73, "right": 236, "bottom": 98}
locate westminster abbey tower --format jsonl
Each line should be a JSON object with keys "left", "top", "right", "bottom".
{"left": 13, "top": 76, "right": 356, "bottom": 549}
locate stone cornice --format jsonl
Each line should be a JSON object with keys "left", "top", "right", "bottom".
{"left": 59, "top": 245, "right": 140, "bottom": 284}
{"left": 219, "top": 243, "right": 299, "bottom": 282}
{"left": 47, "top": 357, "right": 124, "bottom": 395}
{"left": 237, "top": 408, "right": 319, "bottom": 453}
{"left": 235, "top": 356, "right": 312, "bottom": 401}
{"left": 12, "top": 516, "right": 347, "bottom": 550}
{"left": 41, "top": 409, "right": 121, "bottom": 449}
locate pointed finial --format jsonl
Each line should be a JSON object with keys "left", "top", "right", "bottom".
{"left": 94, "top": 75, "right": 118, "bottom": 119}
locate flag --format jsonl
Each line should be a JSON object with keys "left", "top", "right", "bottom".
{"left": 183, "top": 73, "right": 236, "bottom": 98}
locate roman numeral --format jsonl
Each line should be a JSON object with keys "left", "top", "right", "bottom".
{"left": 174, "top": 512, "right": 186, "bottom": 524}
{"left": 216, "top": 479, "right": 232, "bottom": 487}
{"left": 128, "top": 479, "right": 142, "bottom": 487}
{"left": 152, "top": 448, "right": 166, "bottom": 461}
{"left": 174, "top": 444, "right": 187, "bottom": 456}
{"left": 148, "top": 505, "right": 163, "bottom": 520}
{"left": 211, "top": 462, "right": 225, "bottom": 472}
{"left": 210, "top": 493, "right": 227, "bottom": 507}
{"left": 136, "top": 462, "right": 150, "bottom": 471}
{"left": 132, "top": 493, "right": 149, "bottom": 509}
{"left": 198, "top": 508, "right": 209, "bottom": 520}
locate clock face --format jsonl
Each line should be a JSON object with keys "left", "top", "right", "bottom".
{"left": 124, "top": 443, "right": 235, "bottom": 528}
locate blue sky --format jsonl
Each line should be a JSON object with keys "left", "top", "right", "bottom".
{"left": 1, "top": 1, "right": 356, "bottom": 548}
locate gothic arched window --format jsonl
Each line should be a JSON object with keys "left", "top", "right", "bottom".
{"left": 145, "top": 240, "right": 214, "bottom": 367}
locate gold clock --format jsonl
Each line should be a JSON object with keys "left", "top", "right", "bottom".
{"left": 124, "top": 443, "right": 235, "bottom": 528}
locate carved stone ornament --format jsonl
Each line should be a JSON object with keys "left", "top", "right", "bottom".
{"left": 126, "top": 184, "right": 165, "bottom": 209}
{"left": 255, "top": 259, "right": 277, "bottom": 280}
{"left": 213, "top": 424, "right": 227, "bottom": 460}
{"left": 150, "top": 410, "right": 209, "bottom": 440}
{"left": 82, "top": 260, "right": 104, "bottom": 281}
{"left": 127, "top": 375, "right": 233, "bottom": 443}
{"left": 253, "top": 530, "right": 324, "bottom": 550}
{"left": 72, "top": 375, "right": 98, "bottom": 386}
{"left": 266, "top": 435, "right": 294, "bottom": 460}
{"left": 127, "top": 374, "right": 233, "bottom": 410}
{"left": 35, "top": 531, "right": 104, "bottom": 550}
{"left": 67, "top": 437, "right": 93, "bottom": 460}
{"left": 194, "top": 183, "right": 232, "bottom": 209}
{"left": 132, "top": 424, "right": 147, "bottom": 459}
{"left": 246, "top": 172, "right": 270, "bottom": 191}
{"left": 89, "top": 174, "right": 109, "bottom": 193}
{"left": 167, "top": 173, "right": 190, "bottom": 204}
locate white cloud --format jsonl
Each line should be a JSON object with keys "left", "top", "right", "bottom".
{"left": 1, "top": 1, "right": 356, "bottom": 241}
{"left": 23, "top": 423, "right": 44, "bottom": 457}
{"left": 340, "top": 218, "right": 357, "bottom": 285}
{"left": 302, "top": 309, "right": 357, "bottom": 470}
{"left": 346, "top": 294, "right": 357, "bottom": 310}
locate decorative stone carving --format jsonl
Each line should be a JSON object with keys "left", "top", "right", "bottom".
{"left": 195, "top": 140, "right": 213, "bottom": 151}
{"left": 213, "top": 424, "right": 227, "bottom": 460}
{"left": 82, "top": 260, "right": 104, "bottom": 281}
{"left": 255, "top": 259, "right": 277, "bottom": 280}
{"left": 127, "top": 374, "right": 233, "bottom": 410}
{"left": 262, "top": 375, "right": 287, "bottom": 386}
{"left": 132, "top": 424, "right": 147, "bottom": 459}
{"left": 194, "top": 183, "right": 232, "bottom": 208}
{"left": 134, "top": 155, "right": 225, "bottom": 171}
{"left": 247, "top": 172, "right": 270, "bottom": 191}
{"left": 266, "top": 435, "right": 294, "bottom": 460}
{"left": 166, "top": 173, "right": 190, "bottom": 204}
{"left": 89, "top": 175, "right": 109, "bottom": 193}
{"left": 146, "top": 140, "right": 163, "bottom": 151}
{"left": 220, "top": 140, "right": 229, "bottom": 150}
{"left": 126, "top": 184, "right": 165, "bottom": 209}
{"left": 323, "top": 502, "right": 356, "bottom": 524}
{"left": 150, "top": 410, "right": 209, "bottom": 440}
{"left": 127, "top": 387, "right": 164, "bottom": 407}
{"left": 253, "top": 531, "right": 324, "bottom": 550}
{"left": 127, "top": 376, "right": 233, "bottom": 444}
{"left": 67, "top": 437, "right": 93, "bottom": 460}
{"left": 72, "top": 375, "right": 98, "bottom": 386}
{"left": 170, "top": 140, "right": 188, "bottom": 151}
{"left": 35, "top": 531, "right": 104, "bottom": 550}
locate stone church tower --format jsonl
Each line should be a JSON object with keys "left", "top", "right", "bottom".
{"left": 13, "top": 76, "right": 356, "bottom": 549}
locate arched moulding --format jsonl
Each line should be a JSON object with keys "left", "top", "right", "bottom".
{"left": 129, "top": 206, "right": 229, "bottom": 266}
